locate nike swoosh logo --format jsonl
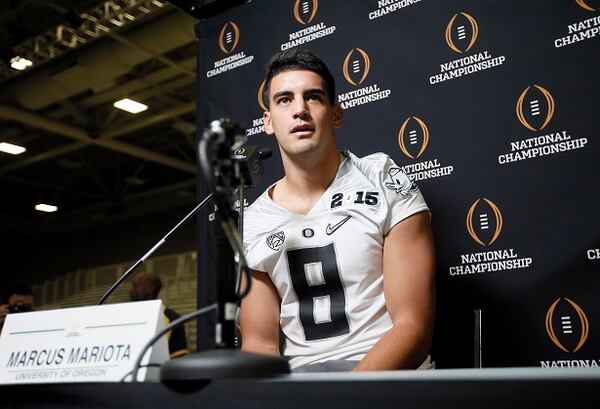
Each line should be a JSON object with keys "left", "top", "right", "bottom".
{"left": 326, "top": 215, "right": 352, "bottom": 235}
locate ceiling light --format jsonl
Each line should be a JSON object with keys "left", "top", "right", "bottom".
{"left": 0, "top": 142, "right": 26, "bottom": 155}
{"left": 10, "top": 56, "right": 33, "bottom": 71}
{"left": 35, "top": 204, "right": 58, "bottom": 213}
{"left": 113, "top": 98, "right": 148, "bottom": 114}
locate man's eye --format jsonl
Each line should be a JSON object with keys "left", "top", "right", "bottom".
{"left": 307, "top": 94, "right": 321, "bottom": 101}
{"left": 277, "top": 97, "right": 290, "bottom": 104}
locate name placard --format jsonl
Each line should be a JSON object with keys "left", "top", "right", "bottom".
{"left": 0, "top": 300, "right": 168, "bottom": 384}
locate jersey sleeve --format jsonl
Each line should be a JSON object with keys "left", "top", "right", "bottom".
{"left": 379, "top": 155, "right": 429, "bottom": 234}
{"left": 242, "top": 196, "right": 278, "bottom": 273}
{"left": 243, "top": 233, "right": 268, "bottom": 272}
{"left": 350, "top": 151, "right": 429, "bottom": 235}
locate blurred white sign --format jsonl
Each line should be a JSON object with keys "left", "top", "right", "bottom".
{"left": 0, "top": 300, "right": 168, "bottom": 384}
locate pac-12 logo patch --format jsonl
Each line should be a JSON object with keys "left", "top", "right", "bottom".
{"left": 266, "top": 231, "right": 285, "bottom": 251}
{"left": 385, "top": 167, "right": 417, "bottom": 197}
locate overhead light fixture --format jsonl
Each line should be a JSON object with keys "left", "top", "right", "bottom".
{"left": 10, "top": 56, "right": 33, "bottom": 71}
{"left": 35, "top": 204, "right": 58, "bottom": 213}
{"left": 0, "top": 142, "right": 26, "bottom": 155}
{"left": 113, "top": 98, "right": 148, "bottom": 114}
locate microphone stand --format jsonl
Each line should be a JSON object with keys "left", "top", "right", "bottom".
{"left": 96, "top": 193, "right": 214, "bottom": 305}
{"left": 160, "top": 119, "right": 289, "bottom": 382}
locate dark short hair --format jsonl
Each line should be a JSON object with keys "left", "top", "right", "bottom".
{"left": 9, "top": 285, "right": 33, "bottom": 297}
{"left": 133, "top": 272, "right": 162, "bottom": 299}
{"left": 263, "top": 49, "right": 336, "bottom": 107}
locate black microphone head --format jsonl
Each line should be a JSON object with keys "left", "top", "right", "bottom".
{"left": 259, "top": 148, "right": 273, "bottom": 160}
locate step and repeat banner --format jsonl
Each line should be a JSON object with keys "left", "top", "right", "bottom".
{"left": 195, "top": 0, "right": 600, "bottom": 368}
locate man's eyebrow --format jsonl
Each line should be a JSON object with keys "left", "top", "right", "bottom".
{"left": 304, "top": 88, "right": 327, "bottom": 97}
{"left": 272, "top": 90, "right": 293, "bottom": 100}
{"left": 271, "top": 88, "right": 328, "bottom": 100}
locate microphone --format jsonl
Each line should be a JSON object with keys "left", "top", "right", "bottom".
{"left": 128, "top": 119, "right": 289, "bottom": 381}
{"left": 259, "top": 148, "right": 273, "bottom": 160}
{"left": 97, "top": 118, "right": 271, "bottom": 305}
{"left": 232, "top": 146, "right": 271, "bottom": 188}
{"left": 96, "top": 193, "right": 214, "bottom": 305}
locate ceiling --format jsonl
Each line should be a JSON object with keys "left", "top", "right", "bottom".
{"left": 0, "top": 0, "right": 211, "bottom": 236}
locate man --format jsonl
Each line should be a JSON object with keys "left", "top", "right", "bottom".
{"left": 240, "top": 49, "right": 435, "bottom": 372}
{"left": 130, "top": 272, "right": 189, "bottom": 358}
{"left": 0, "top": 286, "right": 35, "bottom": 334}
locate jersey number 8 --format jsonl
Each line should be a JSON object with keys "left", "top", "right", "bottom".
{"left": 287, "top": 244, "right": 350, "bottom": 341}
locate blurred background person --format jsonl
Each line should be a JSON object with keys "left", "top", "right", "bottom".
{"left": 6, "top": 285, "right": 35, "bottom": 313}
{"left": 129, "top": 272, "right": 188, "bottom": 358}
{"left": 0, "top": 285, "right": 35, "bottom": 335}
{"left": 0, "top": 299, "right": 7, "bottom": 335}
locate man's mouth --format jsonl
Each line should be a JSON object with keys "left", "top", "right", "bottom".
{"left": 291, "top": 124, "right": 315, "bottom": 134}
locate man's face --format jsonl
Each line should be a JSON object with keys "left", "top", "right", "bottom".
{"left": 263, "top": 70, "right": 342, "bottom": 158}
{"left": 8, "top": 294, "right": 34, "bottom": 308}
{"left": 130, "top": 277, "right": 155, "bottom": 301}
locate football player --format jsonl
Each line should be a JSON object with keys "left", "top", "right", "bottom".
{"left": 240, "top": 49, "right": 435, "bottom": 372}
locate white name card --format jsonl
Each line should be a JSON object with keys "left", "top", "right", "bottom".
{"left": 0, "top": 300, "right": 168, "bottom": 384}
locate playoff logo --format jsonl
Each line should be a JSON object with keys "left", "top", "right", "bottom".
{"left": 516, "top": 85, "right": 555, "bottom": 132}
{"left": 294, "top": 0, "right": 319, "bottom": 25}
{"left": 445, "top": 12, "right": 479, "bottom": 53}
{"left": 466, "top": 198, "right": 503, "bottom": 246}
{"left": 257, "top": 80, "right": 268, "bottom": 111}
{"left": 545, "top": 298, "right": 590, "bottom": 353}
{"left": 398, "top": 116, "right": 429, "bottom": 159}
{"left": 218, "top": 21, "right": 240, "bottom": 54}
{"left": 575, "top": 0, "right": 598, "bottom": 11}
{"left": 342, "top": 48, "right": 371, "bottom": 86}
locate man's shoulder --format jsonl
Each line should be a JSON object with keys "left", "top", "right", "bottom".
{"left": 342, "top": 150, "right": 397, "bottom": 181}
{"left": 243, "top": 188, "right": 287, "bottom": 244}
{"left": 163, "top": 307, "right": 181, "bottom": 321}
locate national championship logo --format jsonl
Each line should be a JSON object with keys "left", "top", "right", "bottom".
{"left": 218, "top": 21, "right": 240, "bottom": 54}
{"left": 208, "top": 21, "right": 252, "bottom": 78}
{"left": 445, "top": 12, "right": 479, "bottom": 53}
{"left": 545, "top": 297, "right": 590, "bottom": 353}
{"left": 247, "top": 80, "right": 268, "bottom": 135}
{"left": 516, "top": 85, "right": 555, "bottom": 131}
{"left": 257, "top": 80, "right": 268, "bottom": 112}
{"left": 342, "top": 48, "right": 371, "bottom": 86}
{"left": 398, "top": 116, "right": 430, "bottom": 159}
{"left": 575, "top": 0, "right": 598, "bottom": 11}
{"left": 282, "top": 0, "right": 333, "bottom": 50}
{"left": 466, "top": 198, "right": 503, "bottom": 246}
{"left": 294, "top": 0, "right": 319, "bottom": 25}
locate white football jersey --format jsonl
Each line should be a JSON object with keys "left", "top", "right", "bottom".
{"left": 243, "top": 151, "right": 429, "bottom": 368}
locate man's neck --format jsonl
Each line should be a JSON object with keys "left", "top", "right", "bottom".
{"left": 272, "top": 146, "right": 340, "bottom": 215}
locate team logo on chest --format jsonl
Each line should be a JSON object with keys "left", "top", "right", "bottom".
{"left": 266, "top": 231, "right": 285, "bottom": 251}
{"left": 302, "top": 228, "right": 315, "bottom": 238}
{"left": 385, "top": 167, "right": 417, "bottom": 197}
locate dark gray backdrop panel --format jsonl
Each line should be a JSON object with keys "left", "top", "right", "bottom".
{"left": 196, "top": 0, "right": 600, "bottom": 368}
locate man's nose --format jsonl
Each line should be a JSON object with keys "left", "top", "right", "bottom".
{"left": 292, "top": 99, "right": 309, "bottom": 119}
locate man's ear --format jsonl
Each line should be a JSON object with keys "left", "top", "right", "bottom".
{"left": 332, "top": 103, "right": 344, "bottom": 129}
{"left": 263, "top": 110, "right": 274, "bottom": 135}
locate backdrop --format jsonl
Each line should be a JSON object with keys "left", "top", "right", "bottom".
{"left": 195, "top": 0, "right": 600, "bottom": 368}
